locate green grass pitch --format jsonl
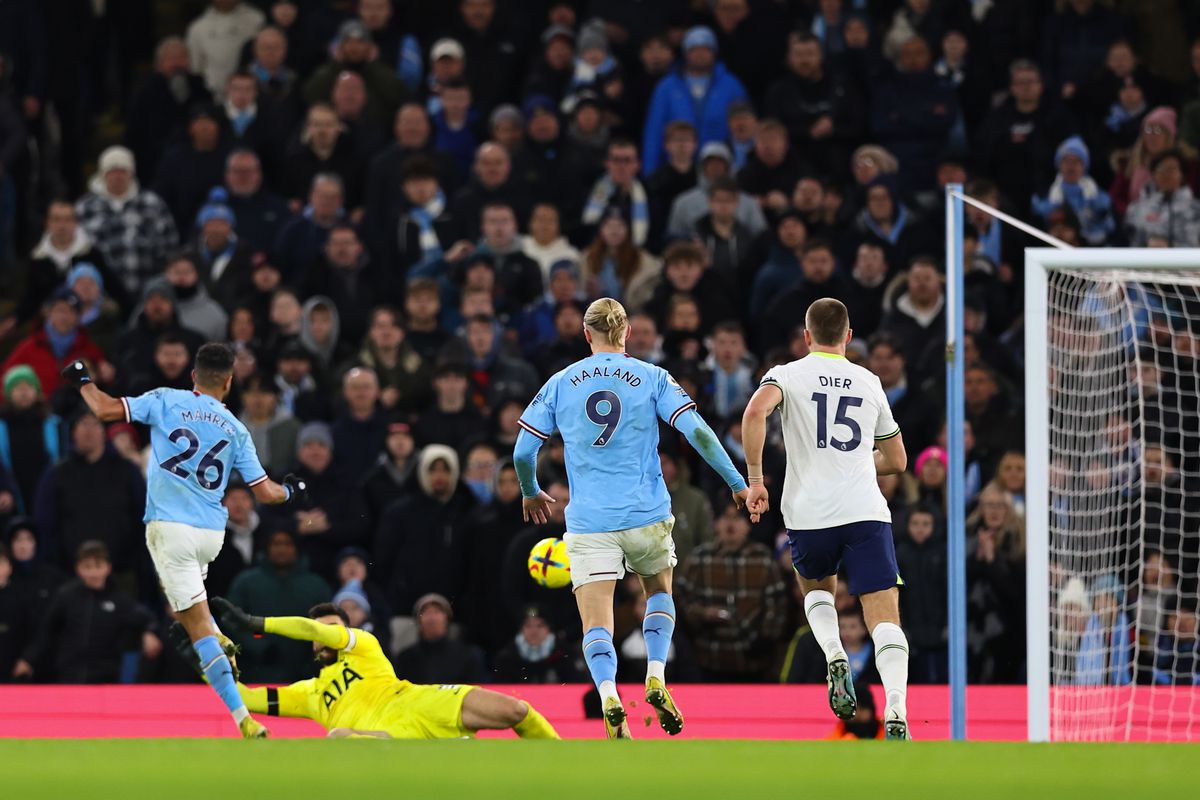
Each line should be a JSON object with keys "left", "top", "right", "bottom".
{"left": 5, "top": 739, "right": 1195, "bottom": 799}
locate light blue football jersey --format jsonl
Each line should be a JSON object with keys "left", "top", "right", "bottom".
{"left": 123, "top": 388, "right": 268, "bottom": 530}
{"left": 517, "top": 352, "right": 697, "bottom": 534}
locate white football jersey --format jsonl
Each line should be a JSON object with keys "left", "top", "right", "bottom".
{"left": 761, "top": 352, "right": 900, "bottom": 530}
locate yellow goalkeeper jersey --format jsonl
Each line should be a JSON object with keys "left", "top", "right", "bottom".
{"left": 274, "top": 627, "right": 404, "bottom": 732}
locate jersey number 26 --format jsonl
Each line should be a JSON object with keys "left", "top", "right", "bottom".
{"left": 811, "top": 392, "right": 863, "bottom": 452}
{"left": 158, "top": 428, "right": 230, "bottom": 490}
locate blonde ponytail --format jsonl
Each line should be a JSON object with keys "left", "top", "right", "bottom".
{"left": 584, "top": 297, "right": 629, "bottom": 348}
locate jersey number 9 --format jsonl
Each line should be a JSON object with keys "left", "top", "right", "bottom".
{"left": 585, "top": 390, "right": 622, "bottom": 447}
{"left": 811, "top": 392, "right": 863, "bottom": 452}
{"left": 159, "top": 428, "right": 230, "bottom": 490}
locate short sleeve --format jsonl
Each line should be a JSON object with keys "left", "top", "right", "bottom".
{"left": 517, "top": 377, "right": 558, "bottom": 441}
{"left": 654, "top": 368, "right": 696, "bottom": 428}
{"left": 123, "top": 389, "right": 164, "bottom": 426}
{"left": 759, "top": 365, "right": 786, "bottom": 418}
{"left": 232, "top": 429, "right": 269, "bottom": 486}
{"left": 874, "top": 378, "right": 901, "bottom": 441}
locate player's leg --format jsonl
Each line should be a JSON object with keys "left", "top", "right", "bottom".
{"left": 628, "top": 517, "right": 689, "bottom": 735}
{"left": 796, "top": 573, "right": 856, "bottom": 719}
{"left": 576, "top": 579, "right": 629, "bottom": 737}
{"left": 460, "top": 688, "right": 560, "bottom": 739}
{"left": 176, "top": 600, "right": 265, "bottom": 738}
{"left": 847, "top": 521, "right": 910, "bottom": 740}
{"left": 789, "top": 527, "right": 856, "bottom": 719}
{"left": 860, "top": 588, "right": 910, "bottom": 740}
{"left": 148, "top": 521, "right": 266, "bottom": 739}
{"left": 564, "top": 531, "right": 631, "bottom": 738}
{"left": 638, "top": 570, "right": 686, "bottom": 735}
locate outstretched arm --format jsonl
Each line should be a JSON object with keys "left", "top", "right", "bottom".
{"left": 264, "top": 616, "right": 351, "bottom": 649}
{"left": 211, "top": 598, "right": 350, "bottom": 649}
{"left": 673, "top": 408, "right": 748, "bottom": 504}
{"left": 741, "top": 384, "right": 783, "bottom": 523}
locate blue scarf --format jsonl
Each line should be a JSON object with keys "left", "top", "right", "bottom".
{"left": 595, "top": 255, "right": 624, "bottom": 301}
{"left": 515, "top": 631, "right": 556, "bottom": 662}
{"left": 862, "top": 204, "right": 909, "bottom": 245}
{"left": 582, "top": 176, "right": 650, "bottom": 246}
{"left": 466, "top": 478, "right": 494, "bottom": 505}
{"left": 1075, "top": 611, "right": 1132, "bottom": 686}
{"left": 410, "top": 190, "right": 447, "bottom": 267}
{"left": 978, "top": 218, "right": 1002, "bottom": 264}
{"left": 398, "top": 34, "right": 423, "bottom": 91}
{"left": 44, "top": 321, "right": 78, "bottom": 360}
{"left": 230, "top": 107, "right": 255, "bottom": 137}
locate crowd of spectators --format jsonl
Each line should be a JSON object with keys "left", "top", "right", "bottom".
{"left": 1, "top": 0, "right": 1200, "bottom": 691}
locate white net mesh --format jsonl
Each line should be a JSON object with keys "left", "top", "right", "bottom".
{"left": 1045, "top": 267, "right": 1200, "bottom": 742}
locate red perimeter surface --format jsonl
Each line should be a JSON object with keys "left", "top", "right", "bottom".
{"left": 0, "top": 684, "right": 1030, "bottom": 740}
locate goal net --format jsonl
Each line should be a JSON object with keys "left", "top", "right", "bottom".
{"left": 1027, "top": 249, "right": 1200, "bottom": 742}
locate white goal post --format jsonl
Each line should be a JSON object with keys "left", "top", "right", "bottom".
{"left": 1026, "top": 248, "right": 1200, "bottom": 742}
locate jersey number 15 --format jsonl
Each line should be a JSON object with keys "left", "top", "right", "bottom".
{"left": 159, "top": 428, "right": 230, "bottom": 490}
{"left": 811, "top": 392, "right": 863, "bottom": 452}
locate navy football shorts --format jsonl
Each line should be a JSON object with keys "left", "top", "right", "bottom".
{"left": 787, "top": 520, "right": 901, "bottom": 596}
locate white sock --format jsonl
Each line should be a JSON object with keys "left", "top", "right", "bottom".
{"left": 598, "top": 680, "right": 620, "bottom": 705}
{"left": 872, "top": 622, "right": 910, "bottom": 719}
{"left": 646, "top": 660, "right": 665, "bottom": 684}
{"left": 232, "top": 706, "right": 250, "bottom": 724}
{"left": 803, "top": 590, "right": 847, "bottom": 663}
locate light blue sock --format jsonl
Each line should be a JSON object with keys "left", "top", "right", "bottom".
{"left": 643, "top": 592, "right": 676, "bottom": 680}
{"left": 194, "top": 635, "right": 248, "bottom": 722}
{"left": 582, "top": 626, "right": 618, "bottom": 697}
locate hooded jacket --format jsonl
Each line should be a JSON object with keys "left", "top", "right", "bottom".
{"left": 374, "top": 446, "right": 476, "bottom": 612}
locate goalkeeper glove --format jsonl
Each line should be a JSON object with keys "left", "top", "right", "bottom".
{"left": 167, "top": 622, "right": 204, "bottom": 679}
{"left": 210, "top": 597, "right": 265, "bottom": 636}
{"left": 60, "top": 360, "right": 92, "bottom": 387}
{"left": 282, "top": 473, "right": 308, "bottom": 504}
{"left": 168, "top": 621, "right": 243, "bottom": 682}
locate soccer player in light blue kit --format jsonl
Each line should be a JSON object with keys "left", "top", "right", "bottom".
{"left": 514, "top": 298, "right": 749, "bottom": 739}
{"left": 61, "top": 344, "right": 306, "bottom": 739}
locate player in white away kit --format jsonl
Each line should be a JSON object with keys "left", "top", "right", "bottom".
{"left": 61, "top": 344, "right": 306, "bottom": 738}
{"left": 741, "top": 298, "right": 912, "bottom": 740}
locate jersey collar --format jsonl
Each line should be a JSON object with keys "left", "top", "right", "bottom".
{"left": 808, "top": 351, "right": 847, "bottom": 361}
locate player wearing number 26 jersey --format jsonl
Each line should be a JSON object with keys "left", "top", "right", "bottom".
{"left": 126, "top": 387, "right": 268, "bottom": 530}
{"left": 514, "top": 297, "right": 749, "bottom": 740}
{"left": 61, "top": 343, "right": 304, "bottom": 739}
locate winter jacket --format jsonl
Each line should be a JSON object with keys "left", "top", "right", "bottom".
{"left": 374, "top": 453, "right": 476, "bottom": 613}
{"left": 1125, "top": 185, "right": 1200, "bottom": 247}
{"left": 225, "top": 189, "right": 292, "bottom": 254}
{"left": 0, "top": 411, "right": 62, "bottom": 514}
{"left": 21, "top": 231, "right": 130, "bottom": 324}
{"left": 227, "top": 561, "right": 332, "bottom": 683}
{"left": 642, "top": 63, "right": 749, "bottom": 173}
{"left": 75, "top": 177, "right": 179, "bottom": 296}
{"left": 1, "top": 326, "right": 107, "bottom": 401}
{"left": 22, "top": 578, "right": 155, "bottom": 683}
{"left": 33, "top": 447, "right": 146, "bottom": 571}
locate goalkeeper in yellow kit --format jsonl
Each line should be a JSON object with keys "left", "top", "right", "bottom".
{"left": 198, "top": 598, "right": 559, "bottom": 740}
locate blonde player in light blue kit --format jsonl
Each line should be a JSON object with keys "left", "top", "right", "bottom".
{"left": 514, "top": 298, "right": 750, "bottom": 738}
{"left": 62, "top": 344, "right": 305, "bottom": 739}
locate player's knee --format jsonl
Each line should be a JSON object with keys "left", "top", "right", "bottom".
{"left": 504, "top": 699, "right": 530, "bottom": 727}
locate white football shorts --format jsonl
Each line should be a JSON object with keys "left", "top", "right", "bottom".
{"left": 145, "top": 520, "right": 225, "bottom": 612}
{"left": 563, "top": 516, "right": 676, "bottom": 590}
